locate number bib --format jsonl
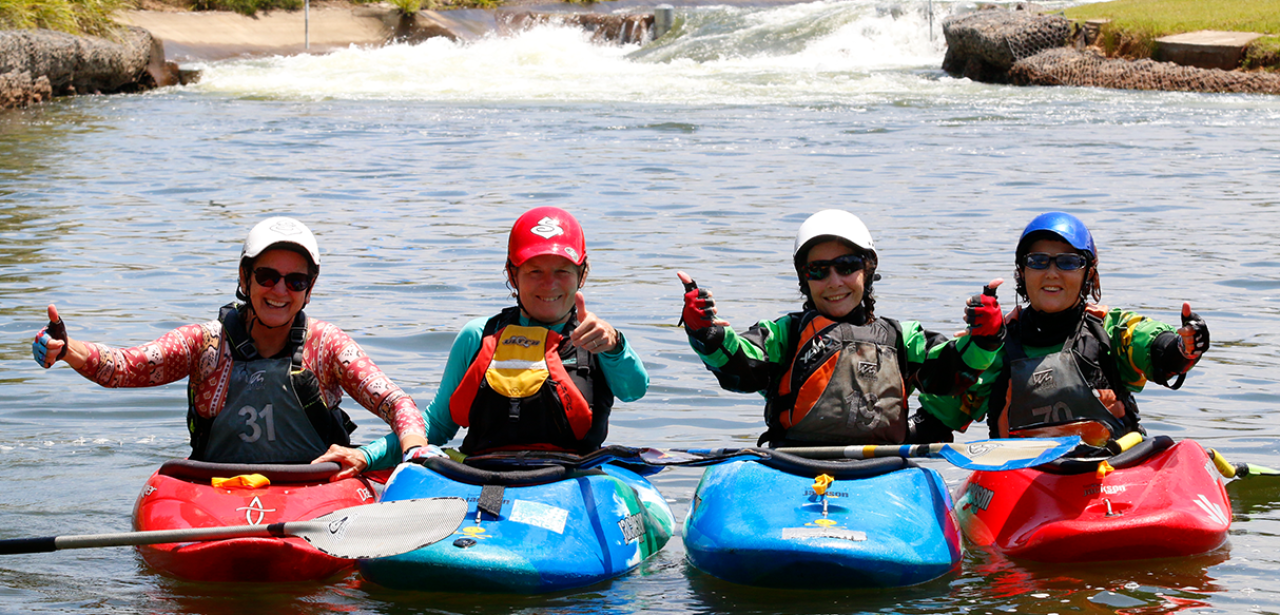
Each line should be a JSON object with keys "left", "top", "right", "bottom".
{"left": 203, "top": 355, "right": 328, "bottom": 464}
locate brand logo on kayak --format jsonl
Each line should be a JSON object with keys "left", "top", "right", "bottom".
{"left": 805, "top": 489, "right": 848, "bottom": 498}
{"left": 1192, "top": 493, "right": 1229, "bottom": 526}
{"left": 1083, "top": 483, "right": 1127, "bottom": 497}
{"left": 1031, "top": 369, "right": 1054, "bottom": 388}
{"left": 618, "top": 512, "right": 646, "bottom": 544}
{"left": 503, "top": 335, "right": 540, "bottom": 348}
{"left": 328, "top": 515, "right": 351, "bottom": 540}
{"left": 530, "top": 216, "right": 565, "bottom": 240}
{"left": 357, "top": 487, "right": 374, "bottom": 502}
{"left": 236, "top": 496, "right": 276, "bottom": 525}
{"left": 967, "top": 484, "right": 994, "bottom": 511}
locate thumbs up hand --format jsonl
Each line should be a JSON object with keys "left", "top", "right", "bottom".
{"left": 570, "top": 292, "right": 620, "bottom": 354}
{"left": 1178, "top": 302, "right": 1210, "bottom": 359}
{"left": 677, "top": 271, "right": 729, "bottom": 331}
{"left": 32, "top": 304, "right": 70, "bottom": 369}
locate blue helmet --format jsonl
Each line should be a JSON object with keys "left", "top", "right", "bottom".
{"left": 1016, "top": 212, "right": 1096, "bottom": 263}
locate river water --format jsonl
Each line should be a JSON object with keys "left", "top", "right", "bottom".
{"left": 2, "top": 0, "right": 1280, "bottom": 613}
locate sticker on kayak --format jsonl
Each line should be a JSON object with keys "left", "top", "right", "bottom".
{"left": 508, "top": 500, "right": 569, "bottom": 534}
{"left": 782, "top": 527, "right": 866, "bottom": 542}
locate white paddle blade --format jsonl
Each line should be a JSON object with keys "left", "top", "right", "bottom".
{"left": 941, "top": 437, "right": 1080, "bottom": 471}
{"left": 295, "top": 497, "right": 468, "bottom": 559}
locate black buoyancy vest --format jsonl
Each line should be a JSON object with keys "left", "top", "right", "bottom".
{"left": 761, "top": 311, "right": 908, "bottom": 447}
{"left": 1002, "top": 310, "right": 1138, "bottom": 443}
{"left": 450, "top": 306, "right": 613, "bottom": 455}
{"left": 186, "top": 304, "right": 355, "bottom": 462}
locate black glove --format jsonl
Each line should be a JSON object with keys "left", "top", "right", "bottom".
{"left": 906, "top": 410, "right": 954, "bottom": 444}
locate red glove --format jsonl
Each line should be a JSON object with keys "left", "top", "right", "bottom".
{"left": 679, "top": 276, "right": 720, "bottom": 332}
{"left": 1178, "top": 303, "right": 1209, "bottom": 359}
{"left": 965, "top": 283, "right": 1004, "bottom": 341}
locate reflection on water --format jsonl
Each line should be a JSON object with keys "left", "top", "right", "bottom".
{"left": 1, "top": 0, "right": 1280, "bottom": 612}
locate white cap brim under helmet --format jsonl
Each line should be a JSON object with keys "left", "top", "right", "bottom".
{"left": 242, "top": 217, "right": 321, "bottom": 268}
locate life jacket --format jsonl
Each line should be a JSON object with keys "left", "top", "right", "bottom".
{"left": 998, "top": 306, "right": 1138, "bottom": 446}
{"left": 186, "top": 304, "right": 356, "bottom": 463}
{"left": 450, "top": 306, "right": 612, "bottom": 455}
{"left": 760, "top": 311, "right": 907, "bottom": 447}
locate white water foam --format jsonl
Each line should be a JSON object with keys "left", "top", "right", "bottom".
{"left": 188, "top": 0, "right": 955, "bottom": 104}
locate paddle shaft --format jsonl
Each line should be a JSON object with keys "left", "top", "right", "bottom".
{"left": 0, "top": 521, "right": 310, "bottom": 555}
{"left": 775, "top": 443, "right": 946, "bottom": 460}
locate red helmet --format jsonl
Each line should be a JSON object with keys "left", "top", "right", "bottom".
{"left": 507, "top": 207, "right": 587, "bottom": 267}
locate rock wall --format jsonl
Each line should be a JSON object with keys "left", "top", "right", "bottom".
{"left": 942, "top": 9, "right": 1280, "bottom": 95}
{"left": 1012, "top": 47, "right": 1280, "bottom": 94}
{"left": 0, "top": 26, "right": 174, "bottom": 111}
{"left": 498, "top": 12, "right": 655, "bottom": 46}
{"left": 941, "top": 9, "right": 1071, "bottom": 84}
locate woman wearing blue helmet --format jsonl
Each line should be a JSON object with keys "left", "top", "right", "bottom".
{"left": 923, "top": 212, "right": 1210, "bottom": 447}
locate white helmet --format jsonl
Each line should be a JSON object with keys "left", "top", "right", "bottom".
{"left": 241, "top": 217, "right": 321, "bottom": 269}
{"left": 793, "top": 210, "right": 877, "bottom": 265}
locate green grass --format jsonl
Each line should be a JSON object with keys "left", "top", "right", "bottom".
{"left": 1064, "top": 0, "right": 1280, "bottom": 62}
{"left": 0, "top": 0, "right": 126, "bottom": 36}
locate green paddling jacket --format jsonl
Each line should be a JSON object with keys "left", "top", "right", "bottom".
{"left": 919, "top": 304, "right": 1194, "bottom": 442}
{"left": 686, "top": 309, "right": 1000, "bottom": 447}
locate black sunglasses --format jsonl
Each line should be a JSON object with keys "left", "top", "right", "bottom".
{"left": 1024, "top": 253, "right": 1088, "bottom": 272}
{"left": 253, "top": 267, "right": 313, "bottom": 292}
{"left": 803, "top": 254, "right": 865, "bottom": 281}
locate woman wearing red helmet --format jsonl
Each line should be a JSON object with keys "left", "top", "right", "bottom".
{"left": 317, "top": 207, "right": 648, "bottom": 477}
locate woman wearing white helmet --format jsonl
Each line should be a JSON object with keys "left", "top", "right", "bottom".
{"left": 677, "top": 209, "right": 1004, "bottom": 447}
{"left": 31, "top": 217, "right": 428, "bottom": 465}
{"left": 315, "top": 207, "right": 648, "bottom": 477}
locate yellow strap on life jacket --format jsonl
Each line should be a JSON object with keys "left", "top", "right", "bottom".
{"left": 485, "top": 325, "right": 552, "bottom": 398}
{"left": 212, "top": 474, "right": 270, "bottom": 489}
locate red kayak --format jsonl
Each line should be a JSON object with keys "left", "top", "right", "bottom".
{"left": 131, "top": 459, "right": 376, "bottom": 582}
{"left": 954, "top": 437, "right": 1231, "bottom": 562}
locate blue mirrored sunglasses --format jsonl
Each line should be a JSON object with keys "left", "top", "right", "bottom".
{"left": 1023, "top": 252, "right": 1087, "bottom": 272}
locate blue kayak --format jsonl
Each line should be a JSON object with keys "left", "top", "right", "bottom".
{"left": 359, "top": 455, "right": 674, "bottom": 593}
{"left": 683, "top": 452, "right": 961, "bottom": 588}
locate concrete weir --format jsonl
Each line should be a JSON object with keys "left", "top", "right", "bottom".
{"left": 942, "top": 9, "right": 1280, "bottom": 95}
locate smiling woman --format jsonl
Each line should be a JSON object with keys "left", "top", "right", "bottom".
{"left": 315, "top": 206, "right": 651, "bottom": 476}
{"left": 28, "top": 216, "right": 429, "bottom": 464}
{"left": 676, "top": 209, "right": 1006, "bottom": 448}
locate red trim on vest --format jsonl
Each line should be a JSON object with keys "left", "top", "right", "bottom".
{"left": 449, "top": 325, "right": 593, "bottom": 442}
{"left": 450, "top": 333, "right": 499, "bottom": 428}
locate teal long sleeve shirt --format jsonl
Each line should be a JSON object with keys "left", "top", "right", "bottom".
{"left": 360, "top": 313, "right": 649, "bottom": 470}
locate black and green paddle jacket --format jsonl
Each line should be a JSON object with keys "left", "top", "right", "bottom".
{"left": 686, "top": 309, "right": 1001, "bottom": 446}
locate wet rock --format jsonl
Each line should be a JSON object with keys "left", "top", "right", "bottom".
{"left": 0, "top": 70, "right": 53, "bottom": 110}
{"left": 0, "top": 26, "right": 166, "bottom": 107}
{"left": 941, "top": 10, "right": 1072, "bottom": 83}
{"left": 1011, "top": 47, "right": 1280, "bottom": 95}
{"left": 498, "top": 12, "right": 655, "bottom": 45}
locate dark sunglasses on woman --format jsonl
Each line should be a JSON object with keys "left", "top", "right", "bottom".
{"left": 1023, "top": 253, "right": 1087, "bottom": 271}
{"left": 253, "top": 267, "right": 313, "bottom": 292}
{"left": 803, "top": 254, "right": 865, "bottom": 281}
